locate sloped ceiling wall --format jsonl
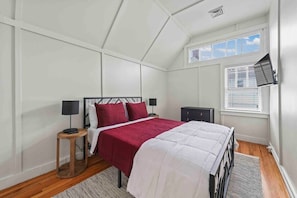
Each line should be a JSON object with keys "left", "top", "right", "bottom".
{"left": 22, "top": 0, "right": 190, "bottom": 69}
{"left": 22, "top": 0, "right": 271, "bottom": 69}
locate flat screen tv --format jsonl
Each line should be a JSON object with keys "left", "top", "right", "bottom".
{"left": 254, "top": 54, "right": 277, "bottom": 87}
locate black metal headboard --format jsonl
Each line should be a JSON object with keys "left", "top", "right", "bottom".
{"left": 83, "top": 97, "right": 142, "bottom": 128}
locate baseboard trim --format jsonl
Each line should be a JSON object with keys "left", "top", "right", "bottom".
{"left": 0, "top": 152, "right": 83, "bottom": 190}
{"left": 235, "top": 134, "right": 268, "bottom": 145}
{"left": 269, "top": 143, "right": 297, "bottom": 198}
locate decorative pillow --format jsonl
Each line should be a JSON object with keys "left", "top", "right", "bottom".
{"left": 95, "top": 102, "right": 128, "bottom": 127}
{"left": 126, "top": 102, "right": 148, "bottom": 121}
{"left": 88, "top": 104, "right": 98, "bottom": 129}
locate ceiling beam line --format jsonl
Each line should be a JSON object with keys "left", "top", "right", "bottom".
{"left": 154, "top": 0, "right": 191, "bottom": 39}
{"left": 101, "top": 0, "right": 124, "bottom": 49}
{"left": 172, "top": 0, "right": 205, "bottom": 16}
{"left": 140, "top": 17, "right": 170, "bottom": 62}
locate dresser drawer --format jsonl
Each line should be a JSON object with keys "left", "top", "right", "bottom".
{"left": 181, "top": 107, "right": 214, "bottom": 123}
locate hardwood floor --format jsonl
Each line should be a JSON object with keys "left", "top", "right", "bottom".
{"left": 0, "top": 140, "right": 289, "bottom": 198}
{"left": 237, "top": 140, "right": 289, "bottom": 198}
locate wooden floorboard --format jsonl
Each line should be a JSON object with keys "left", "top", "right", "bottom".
{"left": 0, "top": 140, "right": 289, "bottom": 198}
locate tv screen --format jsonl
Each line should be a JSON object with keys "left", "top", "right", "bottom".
{"left": 254, "top": 54, "right": 277, "bottom": 87}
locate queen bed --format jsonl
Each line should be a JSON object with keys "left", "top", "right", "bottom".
{"left": 83, "top": 97, "right": 235, "bottom": 198}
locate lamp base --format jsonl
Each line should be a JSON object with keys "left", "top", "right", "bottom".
{"left": 63, "top": 128, "right": 78, "bottom": 134}
{"left": 148, "top": 113, "right": 156, "bottom": 116}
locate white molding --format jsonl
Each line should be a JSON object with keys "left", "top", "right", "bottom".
{"left": 154, "top": 0, "right": 191, "bottom": 39}
{"left": 277, "top": 0, "right": 283, "bottom": 165}
{"left": 140, "top": 64, "right": 143, "bottom": 98}
{"left": 235, "top": 134, "right": 267, "bottom": 145}
{"left": 13, "top": 0, "right": 23, "bottom": 175}
{"left": 103, "top": 49, "right": 167, "bottom": 72}
{"left": 0, "top": 152, "right": 83, "bottom": 190}
{"left": 141, "top": 63, "right": 167, "bottom": 72}
{"left": 0, "top": 14, "right": 166, "bottom": 73}
{"left": 269, "top": 143, "right": 297, "bottom": 198}
{"left": 101, "top": 0, "right": 124, "bottom": 48}
{"left": 141, "top": 17, "right": 170, "bottom": 61}
{"left": 0, "top": 15, "right": 17, "bottom": 26}
{"left": 0, "top": 160, "right": 54, "bottom": 191}
{"left": 171, "top": 0, "right": 205, "bottom": 16}
{"left": 21, "top": 22, "right": 103, "bottom": 53}
{"left": 220, "top": 110, "right": 269, "bottom": 119}
{"left": 185, "top": 23, "right": 269, "bottom": 49}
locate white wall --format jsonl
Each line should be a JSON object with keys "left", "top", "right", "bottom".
{"left": 167, "top": 68, "right": 199, "bottom": 120}
{"left": 167, "top": 18, "right": 271, "bottom": 145}
{"left": 267, "top": 0, "right": 297, "bottom": 196}
{"left": 278, "top": 0, "right": 297, "bottom": 195}
{"left": 141, "top": 66, "right": 168, "bottom": 117}
{"left": 0, "top": 23, "right": 14, "bottom": 179}
{"left": 0, "top": 1, "right": 168, "bottom": 190}
{"left": 269, "top": 0, "right": 280, "bottom": 160}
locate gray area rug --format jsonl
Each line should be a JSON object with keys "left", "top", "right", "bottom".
{"left": 53, "top": 153, "right": 263, "bottom": 198}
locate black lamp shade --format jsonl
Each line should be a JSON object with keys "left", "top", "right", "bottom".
{"left": 149, "top": 98, "right": 157, "bottom": 106}
{"left": 62, "top": 101, "right": 79, "bottom": 115}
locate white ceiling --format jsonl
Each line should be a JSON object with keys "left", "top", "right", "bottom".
{"left": 22, "top": 0, "right": 272, "bottom": 69}
{"left": 167, "top": 0, "right": 272, "bottom": 36}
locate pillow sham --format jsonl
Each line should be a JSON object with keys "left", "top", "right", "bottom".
{"left": 126, "top": 102, "right": 148, "bottom": 121}
{"left": 88, "top": 104, "right": 98, "bottom": 129}
{"left": 95, "top": 102, "right": 128, "bottom": 127}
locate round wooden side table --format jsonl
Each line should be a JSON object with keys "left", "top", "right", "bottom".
{"left": 56, "top": 129, "right": 88, "bottom": 178}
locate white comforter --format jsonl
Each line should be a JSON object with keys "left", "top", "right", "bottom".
{"left": 127, "top": 121, "right": 231, "bottom": 198}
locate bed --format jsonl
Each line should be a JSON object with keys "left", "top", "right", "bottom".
{"left": 83, "top": 97, "right": 235, "bottom": 198}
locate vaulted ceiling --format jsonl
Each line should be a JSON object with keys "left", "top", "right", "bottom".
{"left": 23, "top": 0, "right": 272, "bottom": 69}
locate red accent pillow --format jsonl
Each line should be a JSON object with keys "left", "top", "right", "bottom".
{"left": 126, "top": 102, "right": 148, "bottom": 121}
{"left": 95, "top": 102, "right": 128, "bottom": 127}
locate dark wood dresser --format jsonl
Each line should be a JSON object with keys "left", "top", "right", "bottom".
{"left": 181, "top": 107, "right": 214, "bottom": 123}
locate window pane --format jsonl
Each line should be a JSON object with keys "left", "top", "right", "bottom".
{"left": 242, "top": 34, "right": 260, "bottom": 54}
{"left": 188, "top": 32, "right": 261, "bottom": 64}
{"left": 227, "top": 89, "right": 259, "bottom": 109}
{"left": 237, "top": 67, "right": 247, "bottom": 88}
{"left": 248, "top": 67, "right": 257, "bottom": 87}
{"left": 225, "top": 65, "right": 260, "bottom": 111}
{"left": 226, "top": 40, "right": 236, "bottom": 56}
{"left": 236, "top": 38, "right": 245, "bottom": 55}
{"left": 213, "top": 42, "right": 226, "bottom": 59}
{"left": 200, "top": 45, "right": 212, "bottom": 61}
{"left": 227, "top": 68, "right": 236, "bottom": 88}
{"left": 189, "top": 49, "right": 199, "bottom": 63}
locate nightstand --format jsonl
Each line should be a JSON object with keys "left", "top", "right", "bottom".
{"left": 149, "top": 114, "right": 159, "bottom": 118}
{"left": 56, "top": 129, "right": 88, "bottom": 178}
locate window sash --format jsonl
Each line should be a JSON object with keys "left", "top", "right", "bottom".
{"left": 188, "top": 33, "right": 261, "bottom": 64}
{"left": 225, "top": 65, "right": 261, "bottom": 111}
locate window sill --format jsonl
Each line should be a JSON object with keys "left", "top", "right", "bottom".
{"left": 220, "top": 109, "right": 269, "bottom": 119}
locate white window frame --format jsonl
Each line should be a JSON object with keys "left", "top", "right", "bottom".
{"left": 224, "top": 64, "right": 262, "bottom": 112}
{"left": 185, "top": 28, "right": 266, "bottom": 67}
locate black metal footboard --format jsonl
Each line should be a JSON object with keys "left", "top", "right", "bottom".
{"left": 209, "top": 127, "right": 235, "bottom": 198}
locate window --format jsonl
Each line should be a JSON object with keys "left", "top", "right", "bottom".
{"left": 225, "top": 65, "right": 260, "bottom": 111}
{"left": 188, "top": 33, "right": 261, "bottom": 64}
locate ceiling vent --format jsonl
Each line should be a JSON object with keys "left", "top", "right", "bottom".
{"left": 208, "top": 5, "right": 223, "bottom": 18}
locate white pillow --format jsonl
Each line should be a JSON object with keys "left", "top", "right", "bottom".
{"left": 122, "top": 102, "right": 129, "bottom": 119}
{"left": 88, "top": 104, "right": 98, "bottom": 128}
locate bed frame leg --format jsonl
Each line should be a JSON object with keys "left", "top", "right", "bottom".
{"left": 118, "top": 169, "right": 122, "bottom": 188}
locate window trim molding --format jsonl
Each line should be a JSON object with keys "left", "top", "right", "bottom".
{"left": 220, "top": 59, "right": 270, "bottom": 114}
{"left": 224, "top": 64, "right": 262, "bottom": 111}
{"left": 184, "top": 23, "right": 268, "bottom": 68}
{"left": 220, "top": 109, "right": 269, "bottom": 119}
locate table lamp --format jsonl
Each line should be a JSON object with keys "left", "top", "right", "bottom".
{"left": 62, "top": 100, "right": 79, "bottom": 134}
{"left": 148, "top": 98, "right": 157, "bottom": 116}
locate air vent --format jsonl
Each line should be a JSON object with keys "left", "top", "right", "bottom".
{"left": 208, "top": 5, "right": 223, "bottom": 18}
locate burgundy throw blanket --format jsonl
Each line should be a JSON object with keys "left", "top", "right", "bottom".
{"left": 98, "top": 118, "right": 183, "bottom": 176}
